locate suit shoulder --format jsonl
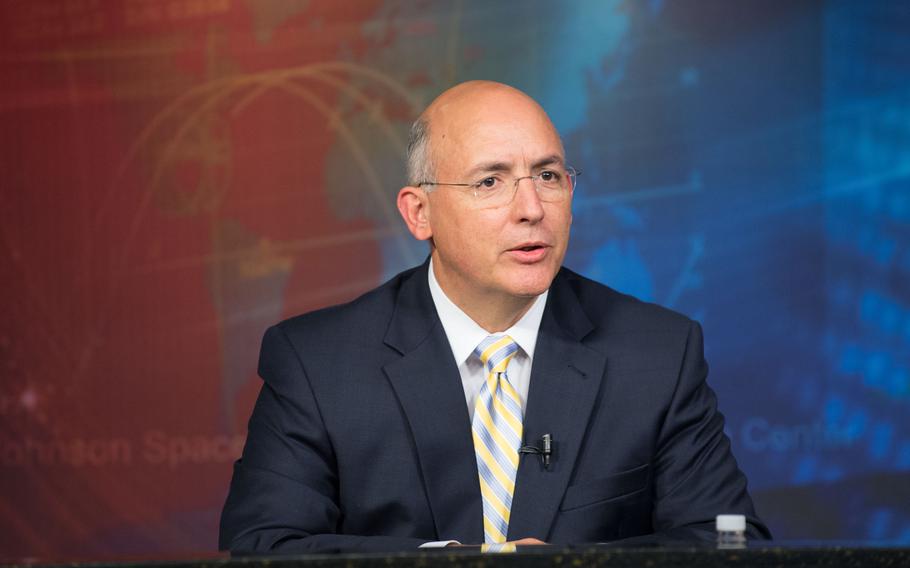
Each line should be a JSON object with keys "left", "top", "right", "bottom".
{"left": 272, "top": 264, "right": 421, "bottom": 342}
{"left": 557, "top": 266, "right": 695, "bottom": 333}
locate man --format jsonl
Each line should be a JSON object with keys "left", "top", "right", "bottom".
{"left": 219, "top": 81, "right": 770, "bottom": 554}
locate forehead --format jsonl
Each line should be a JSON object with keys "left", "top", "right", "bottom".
{"left": 429, "top": 90, "right": 563, "bottom": 174}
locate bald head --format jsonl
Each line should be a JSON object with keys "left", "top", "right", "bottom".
{"left": 406, "top": 81, "right": 563, "bottom": 186}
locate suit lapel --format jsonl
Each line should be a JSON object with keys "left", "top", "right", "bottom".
{"left": 508, "top": 271, "right": 608, "bottom": 541}
{"left": 382, "top": 262, "right": 483, "bottom": 544}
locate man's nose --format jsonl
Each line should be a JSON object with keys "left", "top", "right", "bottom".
{"left": 511, "top": 176, "right": 545, "bottom": 223}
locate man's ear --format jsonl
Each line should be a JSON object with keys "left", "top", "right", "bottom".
{"left": 397, "top": 186, "right": 433, "bottom": 241}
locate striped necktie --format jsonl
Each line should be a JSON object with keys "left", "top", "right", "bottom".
{"left": 472, "top": 334, "right": 522, "bottom": 544}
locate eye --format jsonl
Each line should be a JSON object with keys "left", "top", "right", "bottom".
{"left": 538, "top": 170, "right": 561, "bottom": 183}
{"left": 473, "top": 176, "right": 501, "bottom": 191}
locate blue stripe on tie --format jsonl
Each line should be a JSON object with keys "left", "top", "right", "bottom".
{"left": 484, "top": 527, "right": 506, "bottom": 546}
{"left": 497, "top": 386, "right": 523, "bottom": 417}
{"left": 493, "top": 388, "right": 523, "bottom": 438}
{"left": 482, "top": 542, "right": 517, "bottom": 553}
{"left": 478, "top": 387, "right": 521, "bottom": 450}
{"left": 479, "top": 379, "right": 496, "bottom": 414}
{"left": 485, "top": 344, "right": 518, "bottom": 373}
{"left": 476, "top": 334, "right": 503, "bottom": 351}
{"left": 484, "top": 513, "right": 508, "bottom": 543}
{"left": 475, "top": 336, "right": 519, "bottom": 372}
{"left": 477, "top": 459, "right": 513, "bottom": 510}
{"left": 479, "top": 492, "right": 509, "bottom": 539}
{"left": 486, "top": 408, "right": 522, "bottom": 450}
{"left": 474, "top": 413, "right": 512, "bottom": 471}
{"left": 476, "top": 388, "right": 522, "bottom": 457}
{"left": 474, "top": 421, "right": 519, "bottom": 486}
{"left": 478, "top": 483, "right": 510, "bottom": 540}
{"left": 478, "top": 394, "right": 522, "bottom": 447}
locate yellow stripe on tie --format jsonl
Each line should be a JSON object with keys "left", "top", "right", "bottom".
{"left": 483, "top": 517, "right": 508, "bottom": 544}
{"left": 491, "top": 393, "right": 523, "bottom": 436}
{"left": 473, "top": 433, "right": 517, "bottom": 493}
{"left": 481, "top": 336, "right": 514, "bottom": 363}
{"left": 478, "top": 477, "right": 511, "bottom": 522}
{"left": 475, "top": 400, "right": 520, "bottom": 468}
{"left": 481, "top": 542, "right": 517, "bottom": 553}
{"left": 474, "top": 404, "right": 520, "bottom": 470}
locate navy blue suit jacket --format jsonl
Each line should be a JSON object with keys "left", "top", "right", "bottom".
{"left": 219, "top": 262, "right": 769, "bottom": 554}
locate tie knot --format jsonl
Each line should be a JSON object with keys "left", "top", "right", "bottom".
{"left": 474, "top": 335, "right": 519, "bottom": 375}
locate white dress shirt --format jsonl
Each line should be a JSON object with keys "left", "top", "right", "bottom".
{"left": 427, "top": 258, "right": 548, "bottom": 419}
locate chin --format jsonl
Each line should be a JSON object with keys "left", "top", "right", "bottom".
{"left": 504, "top": 268, "right": 558, "bottom": 297}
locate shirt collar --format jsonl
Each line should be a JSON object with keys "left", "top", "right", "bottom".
{"left": 427, "top": 258, "right": 548, "bottom": 365}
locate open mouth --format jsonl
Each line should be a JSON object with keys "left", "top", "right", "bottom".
{"left": 508, "top": 243, "right": 549, "bottom": 261}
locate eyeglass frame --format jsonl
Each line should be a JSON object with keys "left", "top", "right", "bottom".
{"left": 416, "top": 166, "right": 581, "bottom": 204}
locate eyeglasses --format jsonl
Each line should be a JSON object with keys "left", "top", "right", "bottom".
{"left": 418, "top": 166, "right": 580, "bottom": 208}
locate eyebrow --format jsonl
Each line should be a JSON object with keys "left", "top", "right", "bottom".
{"left": 465, "top": 154, "right": 566, "bottom": 179}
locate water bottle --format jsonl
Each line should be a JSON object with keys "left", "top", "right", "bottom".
{"left": 716, "top": 514, "right": 747, "bottom": 549}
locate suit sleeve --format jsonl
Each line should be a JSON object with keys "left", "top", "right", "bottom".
{"left": 218, "top": 325, "right": 428, "bottom": 554}
{"left": 651, "top": 321, "right": 772, "bottom": 540}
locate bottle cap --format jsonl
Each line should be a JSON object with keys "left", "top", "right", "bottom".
{"left": 716, "top": 514, "right": 746, "bottom": 532}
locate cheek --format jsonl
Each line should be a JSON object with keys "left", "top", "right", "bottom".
{"left": 463, "top": 213, "right": 504, "bottom": 248}
{"left": 548, "top": 207, "right": 573, "bottom": 235}
{"left": 437, "top": 215, "right": 492, "bottom": 261}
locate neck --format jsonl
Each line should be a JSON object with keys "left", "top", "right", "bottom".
{"left": 468, "top": 294, "right": 537, "bottom": 333}
{"left": 431, "top": 262, "right": 539, "bottom": 333}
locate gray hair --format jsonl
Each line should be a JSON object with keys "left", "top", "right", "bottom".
{"left": 406, "top": 116, "right": 434, "bottom": 187}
